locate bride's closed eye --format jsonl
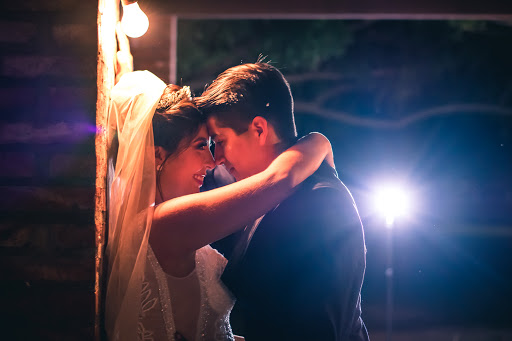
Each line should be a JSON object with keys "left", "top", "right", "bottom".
{"left": 196, "top": 140, "right": 209, "bottom": 150}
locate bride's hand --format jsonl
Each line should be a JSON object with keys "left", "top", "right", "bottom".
{"left": 115, "top": 23, "right": 133, "bottom": 84}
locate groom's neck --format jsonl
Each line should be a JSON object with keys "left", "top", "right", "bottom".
{"left": 272, "top": 141, "right": 289, "bottom": 158}
{"left": 259, "top": 140, "right": 293, "bottom": 168}
{"left": 272, "top": 135, "right": 298, "bottom": 157}
{"left": 251, "top": 132, "right": 297, "bottom": 175}
{"left": 256, "top": 145, "right": 281, "bottom": 172}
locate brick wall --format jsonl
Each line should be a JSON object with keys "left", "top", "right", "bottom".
{"left": 0, "top": 1, "right": 98, "bottom": 339}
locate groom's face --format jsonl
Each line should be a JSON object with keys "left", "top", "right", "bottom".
{"left": 207, "top": 116, "right": 260, "bottom": 180}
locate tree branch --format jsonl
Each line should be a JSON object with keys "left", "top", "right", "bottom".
{"left": 313, "top": 84, "right": 355, "bottom": 105}
{"left": 295, "top": 102, "right": 512, "bottom": 128}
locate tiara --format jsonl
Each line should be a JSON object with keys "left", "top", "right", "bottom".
{"left": 159, "top": 85, "right": 192, "bottom": 109}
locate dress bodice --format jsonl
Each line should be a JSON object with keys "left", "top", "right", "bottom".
{"left": 138, "top": 245, "right": 235, "bottom": 341}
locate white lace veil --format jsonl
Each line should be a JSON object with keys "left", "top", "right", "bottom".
{"left": 105, "top": 71, "right": 166, "bottom": 341}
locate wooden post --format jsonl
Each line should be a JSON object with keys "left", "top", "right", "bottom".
{"left": 96, "top": 0, "right": 118, "bottom": 340}
{"left": 169, "top": 15, "right": 178, "bottom": 84}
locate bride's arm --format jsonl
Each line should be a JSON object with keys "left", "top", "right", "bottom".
{"left": 152, "top": 132, "right": 334, "bottom": 255}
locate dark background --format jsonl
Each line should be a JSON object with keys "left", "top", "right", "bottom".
{"left": 0, "top": 1, "right": 511, "bottom": 340}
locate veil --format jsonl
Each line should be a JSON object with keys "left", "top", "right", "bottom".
{"left": 105, "top": 71, "right": 166, "bottom": 341}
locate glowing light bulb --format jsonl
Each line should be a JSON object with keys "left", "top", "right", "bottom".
{"left": 375, "top": 186, "right": 410, "bottom": 228}
{"left": 121, "top": 2, "right": 149, "bottom": 38}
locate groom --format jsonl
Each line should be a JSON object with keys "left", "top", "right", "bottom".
{"left": 198, "top": 62, "right": 369, "bottom": 341}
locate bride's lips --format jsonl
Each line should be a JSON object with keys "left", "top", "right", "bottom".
{"left": 193, "top": 174, "right": 205, "bottom": 185}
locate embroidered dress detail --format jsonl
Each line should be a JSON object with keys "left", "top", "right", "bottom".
{"left": 139, "top": 245, "right": 235, "bottom": 341}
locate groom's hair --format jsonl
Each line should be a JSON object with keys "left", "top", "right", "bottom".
{"left": 196, "top": 62, "right": 297, "bottom": 143}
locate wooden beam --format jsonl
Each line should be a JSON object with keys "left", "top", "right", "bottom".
{"left": 146, "top": 0, "right": 512, "bottom": 19}
{"left": 95, "top": 0, "right": 118, "bottom": 340}
{"left": 169, "top": 15, "right": 178, "bottom": 84}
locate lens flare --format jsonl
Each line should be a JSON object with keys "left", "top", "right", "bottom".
{"left": 375, "top": 186, "right": 410, "bottom": 227}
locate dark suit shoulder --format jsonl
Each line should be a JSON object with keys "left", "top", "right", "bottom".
{"left": 258, "top": 164, "right": 364, "bottom": 264}
{"left": 276, "top": 163, "right": 360, "bottom": 223}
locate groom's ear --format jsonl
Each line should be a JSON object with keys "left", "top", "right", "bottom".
{"left": 250, "top": 116, "right": 268, "bottom": 146}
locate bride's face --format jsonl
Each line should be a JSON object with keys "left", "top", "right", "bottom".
{"left": 156, "top": 125, "right": 215, "bottom": 201}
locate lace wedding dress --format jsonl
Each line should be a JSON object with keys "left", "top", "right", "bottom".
{"left": 138, "top": 245, "right": 235, "bottom": 341}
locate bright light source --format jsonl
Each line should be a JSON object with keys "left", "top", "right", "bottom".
{"left": 121, "top": 2, "right": 149, "bottom": 38}
{"left": 375, "top": 186, "right": 410, "bottom": 227}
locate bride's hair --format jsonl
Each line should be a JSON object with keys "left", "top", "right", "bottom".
{"left": 152, "top": 84, "right": 205, "bottom": 198}
{"left": 153, "top": 84, "right": 204, "bottom": 155}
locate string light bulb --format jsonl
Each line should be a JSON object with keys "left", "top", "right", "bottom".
{"left": 121, "top": 1, "right": 149, "bottom": 38}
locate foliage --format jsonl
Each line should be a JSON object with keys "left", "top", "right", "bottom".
{"left": 177, "top": 20, "right": 352, "bottom": 81}
{"left": 176, "top": 19, "right": 512, "bottom": 128}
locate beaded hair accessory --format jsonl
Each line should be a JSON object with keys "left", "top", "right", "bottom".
{"left": 158, "top": 85, "right": 192, "bottom": 109}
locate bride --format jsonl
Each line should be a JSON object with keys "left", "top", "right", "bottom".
{"left": 105, "top": 27, "right": 335, "bottom": 341}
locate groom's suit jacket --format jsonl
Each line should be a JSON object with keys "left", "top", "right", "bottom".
{"left": 213, "top": 163, "right": 370, "bottom": 341}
